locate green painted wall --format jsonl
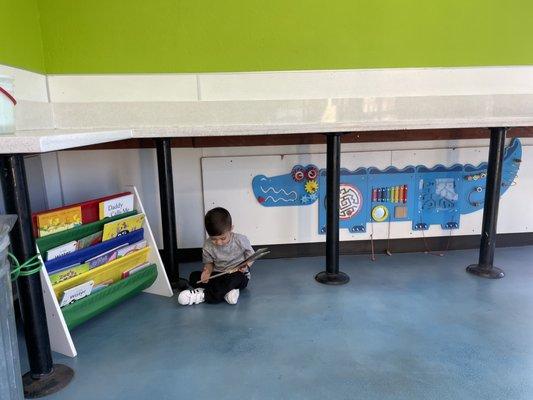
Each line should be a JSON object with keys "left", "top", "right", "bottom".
{"left": 4, "top": 0, "right": 533, "bottom": 74}
{"left": 1, "top": 0, "right": 45, "bottom": 72}
{"left": 36, "top": 0, "right": 533, "bottom": 74}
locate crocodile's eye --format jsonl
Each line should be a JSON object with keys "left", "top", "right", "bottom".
{"left": 292, "top": 166, "right": 305, "bottom": 182}
{"left": 306, "top": 166, "right": 318, "bottom": 180}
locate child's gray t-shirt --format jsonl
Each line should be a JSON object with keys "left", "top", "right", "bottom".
{"left": 202, "top": 233, "right": 254, "bottom": 278}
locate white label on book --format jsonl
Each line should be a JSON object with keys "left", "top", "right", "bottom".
{"left": 60, "top": 280, "right": 94, "bottom": 307}
{"left": 46, "top": 240, "right": 78, "bottom": 261}
{"left": 100, "top": 194, "right": 134, "bottom": 219}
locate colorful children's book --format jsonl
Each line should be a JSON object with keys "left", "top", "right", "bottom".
{"left": 46, "top": 240, "right": 78, "bottom": 261}
{"left": 121, "top": 262, "right": 151, "bottom": 279}
{"left": 99, "top": 193, "right": 135, "bottom": 220}
{"left": 197, "top": 248, "right": 270, "bottom": 284}
{"left": 116, "top": 240, "right": 147, "bottom": 258}
{"left": 85, "top": 244, "right": 129, "bottom": 269}
{"left": 102, "top": 213, "right": 144, "bottom": 241}
{"left": 59, "top": 280, "right": 94, "bottom": 308}
{"left": 77, "top": 231, "right": 103, "bottom": 250}
{"left": 36, "top": 206, "right": 82, "bottom": 237}
{"left": 49, "top": 263, "right": 90, "bottom": 285}
{"left": 32, "top": 192, "right": 132, "bottom": 237}
{"left": 53, "top": 247, "right": 150, "bottom": 299}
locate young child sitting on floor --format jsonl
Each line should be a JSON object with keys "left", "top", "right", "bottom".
{"left": 178, "top": 207, "right": 254, "bottom": 306}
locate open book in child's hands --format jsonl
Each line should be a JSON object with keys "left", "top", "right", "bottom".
{"left": 236, "top": 247, "right": 270, "bottom": 268}
{"left": 196, "top": 248, "right": 270, "bottom": 284}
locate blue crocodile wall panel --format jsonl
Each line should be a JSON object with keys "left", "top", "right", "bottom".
{"left": 251, "top": 139, "right": 522, "bottom": 234}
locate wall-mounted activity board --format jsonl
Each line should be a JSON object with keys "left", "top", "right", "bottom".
{"left": 252, "top": 139, "right": 522, "bottom": 234}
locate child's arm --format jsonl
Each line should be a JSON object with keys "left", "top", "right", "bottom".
{"left": 201, "top": 263, "right": 214, "bottom": 283}
{"left": 238, "top": 235, "right": 255, "bottom": 271}
{"left": 201, "top": 244, "right": 215, "bottom": 282}
{"left": 244, "top": 243, "right": 255, "bottom": 267}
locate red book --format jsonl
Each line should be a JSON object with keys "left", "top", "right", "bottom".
{"left": 32, "top": 192, "right": 132, "bottom": 238}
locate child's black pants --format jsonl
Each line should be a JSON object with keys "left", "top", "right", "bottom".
{"left": 189, "top": 270, "right": 248, "bottom": 303}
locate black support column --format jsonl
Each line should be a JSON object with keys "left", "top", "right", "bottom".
{"left": 155, "top": 138, "right": 188, "bottom": 290}
{"left": 466, "top": 127, "right": 507, "bottom": 279}
{"left": 315, "top": 133, "right": 350, "bottom": 285}
{"left": 0, "top": 154, "right": 73, "bottom": 398}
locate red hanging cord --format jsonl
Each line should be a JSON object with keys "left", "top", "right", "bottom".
{"left": 0, "top": 86, "right": 17, "bottom": 105}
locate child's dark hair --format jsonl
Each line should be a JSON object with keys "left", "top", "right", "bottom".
{"left": 205, "top": 207, "right": 232, "bottom": 236}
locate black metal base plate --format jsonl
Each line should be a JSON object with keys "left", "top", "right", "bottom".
{"left": 23, "top": 364, "right": 74, "bottom": 398}
{"left": 171, "top": 277, "right": 190, "bottom": 292}
{"left": 315, "top": 271, "right": 350, "bottom": 285}
{"left": 466, "top": 264, "right": 505, "bottom": 279}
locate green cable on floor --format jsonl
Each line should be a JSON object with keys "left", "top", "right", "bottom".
{"left": 8, "top": 252, "right": 42, "bottom": 281}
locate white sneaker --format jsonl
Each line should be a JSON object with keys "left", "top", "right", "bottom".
{"left": 224, "top": 289, "right": 240, "bottom": 305}
{"left": 178, "top": 288, "right": 205, "bottom": 305}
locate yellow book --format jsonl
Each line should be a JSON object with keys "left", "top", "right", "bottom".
{"left": 49, "top": 263, "right": 90, "bottom": 285}
{"left": 53, "top": 246, "right": 150, "bottom": 299}
{"left": 37, "top": 206, "right": 82, "bottom": 237}
{"left": 101, "top": 213, "right": 144, "bottom": 241}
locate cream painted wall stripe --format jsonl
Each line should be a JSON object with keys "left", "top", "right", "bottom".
{"left": 47, "top": 66, "right": 533, "bottom": 103}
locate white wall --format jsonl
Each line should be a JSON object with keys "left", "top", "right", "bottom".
{"left": 47, "top": 66, "right": 533, "bottom": 103}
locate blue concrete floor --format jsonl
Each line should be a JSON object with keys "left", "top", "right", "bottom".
{"left": 18, "top": 246, "right": 533, "bottom": 399}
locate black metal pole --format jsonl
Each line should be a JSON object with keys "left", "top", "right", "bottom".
{"left": 155, "top": 138, "right": 188, "bottom": 290}
{"left": 466, "top": 127, "right": 507, "bottom": 279}
{"left": 0, "top": 154, "right": 73, "bottom": 398}
{"left": 315, "top": 133, "right": 349, "bottom": 285}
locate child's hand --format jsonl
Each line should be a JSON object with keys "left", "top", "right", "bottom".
{"left": 200, "top": 269, "right": 211, "bottom": 283}
{"left": 238, "top": 261, "right": 253, "bottom": 273}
